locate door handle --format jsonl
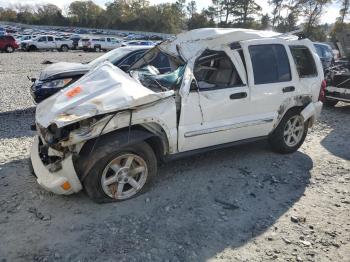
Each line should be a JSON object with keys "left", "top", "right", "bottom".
{"left": 283, "top": 86, "right": 295, "bottom": 93}
{"left": 230, "top": 92, "right": 247, "bottom": 100}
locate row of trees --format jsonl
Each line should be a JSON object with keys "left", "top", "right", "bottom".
{"left": 0, "top": 0, "right": 349, "bottom": 41}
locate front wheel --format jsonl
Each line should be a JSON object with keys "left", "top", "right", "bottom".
{"left": 83, "top": 142, "right": 157, "bottom": 203}
{"left": 269, "top": 108, "right": 308, "bottom": 154}
{"left": 5, "top": 45, "right": 14, "bottom": 53}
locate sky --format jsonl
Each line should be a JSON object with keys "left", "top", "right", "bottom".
{"left": 0, "top": 0, "right": 341, "bottom": 24}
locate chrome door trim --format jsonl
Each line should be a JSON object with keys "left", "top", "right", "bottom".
{"left": 184, "top": 118, "right": 273, "bottom": 138}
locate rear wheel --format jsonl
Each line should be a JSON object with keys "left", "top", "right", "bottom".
{"left": 60, "top": 45, "right": 69, "bottom": 52}
{"left": 94, "top": 45, "right": 101, "bottom": 52}
{"left": 269, "top": 108, "right": 308, "bottom": 154}
{"left": 28, "top": 45, "right": 37, "bottom": 52}
{"left": 83, "top": 142, "right": 157, "bottom": 203}
{"left": 5, "top": 45, "right": 14, "bottom": 53}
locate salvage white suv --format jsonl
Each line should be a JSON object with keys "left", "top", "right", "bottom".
{"left": 31, "top": 28, "right": 324, "bottom": 202}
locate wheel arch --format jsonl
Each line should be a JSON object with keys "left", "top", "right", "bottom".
{"left": 76, "top": 124, "right": 168, "bottom": 181}
{"left": 272, "top": 95, "right": 314, "bottom": 132}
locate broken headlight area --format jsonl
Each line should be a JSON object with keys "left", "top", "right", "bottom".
{"left": 37, "top": 122, "right": 78, "bottom": 149}
{"left": 37, "top": 116, "right": 105, "bottom": 149}
{"left": 38, "top": 138, "right": 64, "bottom": 172}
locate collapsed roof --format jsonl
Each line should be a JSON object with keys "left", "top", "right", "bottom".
{"left": 159, "top": 28, "right": 283, "bottom": 61}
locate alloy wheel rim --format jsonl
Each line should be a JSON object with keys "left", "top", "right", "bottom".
{"left": 7, "top": 46, "right": 13, "bottom": 52}
{"left": 101, "top": 153, "right": 148, "bottom": 200}
{"left": 283, "top": 115, "right": 304, "bottom": 147}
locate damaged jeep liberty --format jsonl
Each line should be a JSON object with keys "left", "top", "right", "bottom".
{"left": 31, "top": 28, "right": 324, "bottom": 202}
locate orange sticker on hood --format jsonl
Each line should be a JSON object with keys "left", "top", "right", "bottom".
{"left": 66, "top": 86, "right": 82, "bottom": 98}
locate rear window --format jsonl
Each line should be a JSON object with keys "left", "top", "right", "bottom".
{"left": 249, "top": 44, "right": 291, "bottom": 85}
{"left": 290, "top": 46, "right": 317, "bottom": 78}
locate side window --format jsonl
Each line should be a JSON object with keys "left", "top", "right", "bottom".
{"left": 47, "top": 36, "right": 54, "bottom": 41}
{"left": 249, "top": 44, "right": 291, "bottom": 85}
{"left": 290, "top": 46, "right": 317, "bottom": 78}
{"left": 38, "top": 37, "right": 46, "bottom": 42}
{"left": 118, "top": 52, "right": 144, "bottom": 68}
{"left": 150, "top": 52, "right": 171, "bottom": 73}
{"left": 107, "top": 38, "right": 111, "bottom": 42}
{"left": 194, "top": 49, "right": 243, "bottom": 90}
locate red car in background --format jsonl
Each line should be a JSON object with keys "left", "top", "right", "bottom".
{"left": 0, "top": 35, "right": 19, "bottom": 53}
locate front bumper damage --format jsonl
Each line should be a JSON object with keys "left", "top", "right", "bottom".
{"left": 30, "top": 136, "right": 82, "bottom": 195}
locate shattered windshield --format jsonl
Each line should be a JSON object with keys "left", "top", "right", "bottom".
{"left": 132, "top": 65, "right": 185, "bottom": 92}
{"left": 129, "top": 48, "right": 185, "bottom": 92}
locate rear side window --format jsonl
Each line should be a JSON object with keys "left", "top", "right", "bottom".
{"left": 249, "top": 44, "right": 291, "bottom": 85}
{"left": 290, "top": 46, "right": 317, "bottom": 78}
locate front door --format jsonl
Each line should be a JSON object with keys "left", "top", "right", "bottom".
{"left": 178, "top": 49, "right": 254, "bottom": 152}
{"left": 240, "top": 39, "right": 300, "bottom": 134}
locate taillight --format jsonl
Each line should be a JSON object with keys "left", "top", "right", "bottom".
{"left": 319, "top": 80, "right": 327, "bottom": 101}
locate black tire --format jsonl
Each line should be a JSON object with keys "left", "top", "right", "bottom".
{"left": 94, "top": 45, "right": 101, "bottom": 52}
{"left": 5, "top": 45, "right": 14, "bottom": 53}
{"left": 60, "top": 45, "right": 69, "bottom": 52}
{"left": 268, "top": 108, "right": 308, "bottom": 154}
{"left": 83, "top": 141, "right": 157, "bottom": 203}
{"left": 29, "top": 45, "right": 37, "bottom": 52}
{"left": 323, "top": 98, "right": 338, "bottom": 107}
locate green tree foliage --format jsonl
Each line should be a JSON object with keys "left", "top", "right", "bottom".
{"left": 338, "top": 0, "right": 350, "bottom": 24}
{"left": 68, "top": 1, "right": 103, "bottom": 28}
{"left": 260, "top": 13, "right": 271, "bottom": 29}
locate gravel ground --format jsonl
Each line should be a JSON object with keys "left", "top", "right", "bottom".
{"left": 0, "top": 52, "right": 349, "bottom": 262}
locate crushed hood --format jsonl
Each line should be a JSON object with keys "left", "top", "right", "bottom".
{"left": 39, "top": 62, "right": 91, "bottom": 80}
{"left": 159, "top": 28, "right": 280, "bottom": 61}
{"left": 36, "top": 62, "right": 174, "bottom": 128}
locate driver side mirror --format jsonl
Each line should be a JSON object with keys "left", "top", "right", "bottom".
{"left": 190, "top": 79, "right": 199, "bottom": 91}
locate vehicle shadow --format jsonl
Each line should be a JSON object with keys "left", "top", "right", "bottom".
{"left": 0, "top": 141, "right": 313, "bottom": 262}
{"left": 0, "top": 107, "right": 35, "bottom": 139}
{"left": 320, "top": 104, "right": 350, "bottom": 161}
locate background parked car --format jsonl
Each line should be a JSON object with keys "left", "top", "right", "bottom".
{"left": 125, "top": 40, "right": 156, "bottom": 46}
{"left": 15, "top": 35, "right": 34, "bottom": 46}
{"left": 21, "top": 35, "right": 73, "bottom": 52}
{"left": 314, "top": 42, "right": 335, "bottom": 69}
{"left": 80, "top": 37, "right": 123, "bottom": 52}
{"left": 0, "top": 35, "right": 19, "bottom": 53}
{"left": 30, "top": 46, "right": 152, "bottom": 103}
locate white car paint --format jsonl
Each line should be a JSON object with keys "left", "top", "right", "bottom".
{"left": 22, "top": 35, "right": 73, "bottom": 51}
{"left": 31, "top": 28, "right": 324, "bottom": 195}
{"left": 81, "top": 37, "right": 123, "bottom": 51}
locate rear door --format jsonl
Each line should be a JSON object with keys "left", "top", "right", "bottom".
{"left": 240, "top": 39, "right": 299, "bottom": 131}
{"left": 289, "top": 42, "right": 323, "bottom": 101}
